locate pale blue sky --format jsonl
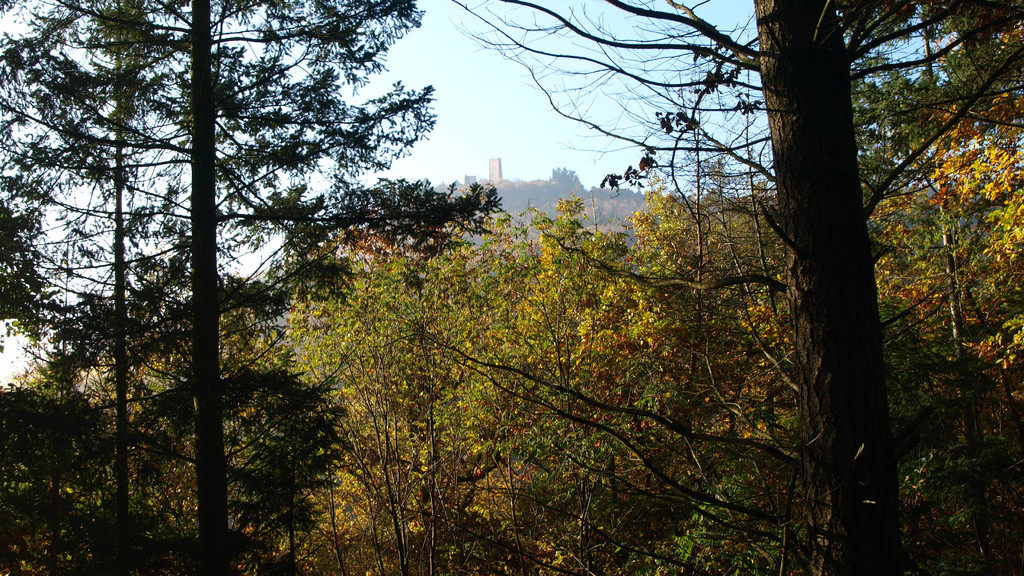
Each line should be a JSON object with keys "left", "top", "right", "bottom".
{"left": 370, "top": 0, "right": 756, "bottom": 189}
{"left": 370, "top": 0, "right": 643, "bottom": 189}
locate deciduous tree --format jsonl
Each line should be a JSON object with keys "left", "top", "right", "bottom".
{"left": 461, "top": 1, "right": 1024, "bottom": 573}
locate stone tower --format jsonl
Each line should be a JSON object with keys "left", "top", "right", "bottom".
{"left": 488, "top": 158, "right": 503, "bottom": 183}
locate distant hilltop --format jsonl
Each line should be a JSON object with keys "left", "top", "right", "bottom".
{"left": 448, "top": 162, "right": 645, "bottom": 225}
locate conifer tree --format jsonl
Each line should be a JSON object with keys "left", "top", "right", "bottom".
{"left": 1, "top": 2, "right": 497, "bottom": 574}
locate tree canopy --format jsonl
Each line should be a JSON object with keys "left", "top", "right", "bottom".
{"left": 1, "top": 1, "right": 1023, "bottom": 575}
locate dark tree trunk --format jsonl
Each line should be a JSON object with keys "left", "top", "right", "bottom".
{"left": 113, "top": 146, "right": 131, "bottom": 576}
{"left": 752, "top": 1, "right": 903, "bottom": 574}
{"left": 190, "top": 0, "right": 229, "bottom": 573}
{"left": 48, "top": 473, "right": 63, "bottom": 576}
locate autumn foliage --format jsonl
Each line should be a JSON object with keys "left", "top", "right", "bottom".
{"left": 4, "top": 1, "right": 1024, "bottom": 575}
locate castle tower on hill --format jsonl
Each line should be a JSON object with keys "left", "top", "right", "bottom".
{"left": 489, "top": 158, "right": 503, "bottom": 183}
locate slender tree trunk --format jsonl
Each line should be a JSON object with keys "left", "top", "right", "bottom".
{"left": 287, "top": 464, "right": 297, "bottom": 575}
{"left": 943, "top": 229, "right": 994, "bottom": 564}
{"left": 326, "top": 472, "right": 352, "bottom": 576}
{"left": 48, "top": 472, "right": 63, "bottom": 576}
{"left": 113, "top": 145, "right": 131, "bottom": 576}
{"left": 426, "top": 382, "right": 438, "bottom": 576}
{"left": 752, "top": 1, "right": 903, "bottom": 574}
{"left": 190, "top": 0, "right": 229, "bottom": 573}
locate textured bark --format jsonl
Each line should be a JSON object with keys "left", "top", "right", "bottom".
{"left": 753, "top": 1, "right": 903, "bottom": 574}
{"left": 190, "top": 0, "right": 230, "bottom": 573}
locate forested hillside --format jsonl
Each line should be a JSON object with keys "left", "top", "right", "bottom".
{"left": 2, "top": 1, "right": 1024, "bottom": 575}
{"left": 490, "top": 168, "right": 645, "bottom": 223}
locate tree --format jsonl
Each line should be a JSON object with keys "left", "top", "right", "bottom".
{"left": 550, "top": 167, "right": 583, "bottom": 190}
{"left": 285, "top": 196, "right": 795, "bottom": 573}
{"left": 290, "top": 234, "right": 513, "bottom": 576}
{"left": 0, "top": 202, "right": 49, "bottom": 341}
{"left": 1, "top": 2, "right": 498, "bottom": 575}
{"left": 463, "top": 1, "right": 1024, "bottom": 574}
{"left": 865, "top": 55, "right": 1024, "bottom": 572}
{"left": 0, "top": 362, "right": 116, "bottom": 575}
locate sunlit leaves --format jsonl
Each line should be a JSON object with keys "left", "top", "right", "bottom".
{"left": 865, "top": 23, "right": 1024, "bottom": 570}
{"left": 286, "top": 185, "right": 796, "bottom": 573}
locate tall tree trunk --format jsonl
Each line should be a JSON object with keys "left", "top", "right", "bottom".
{"left": 752, "top": 1, "right": 903, "bottom": 574}
{"left": 113, "top": 145, "right": 131, "bottom": 576}
{"left": 943, "top": 229, "right": 994, "bottom": 564}
{"left": 48, "top": 472, "right": 63, "bottom": 576}
{"left": 190, "top": 0, "right": 229, "bottom": 573}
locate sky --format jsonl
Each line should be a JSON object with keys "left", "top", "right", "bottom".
{"left": 368, "top": 0, "right": 643, "bottom": 189}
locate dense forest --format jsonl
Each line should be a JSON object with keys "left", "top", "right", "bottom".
{"left": 2, "top": 1, "right": 1024, "bottom": 575}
